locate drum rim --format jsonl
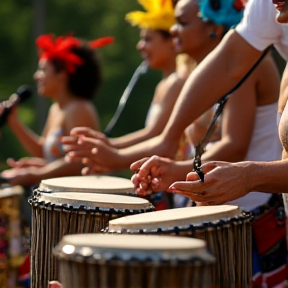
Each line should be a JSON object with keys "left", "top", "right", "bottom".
{"left": 53, "top": 234, "right": 215, "bottom": 264}
{"left": 108, "top": 205, "right": 252, "bottom": 232}
{"left": 29, "top": 191, "right": 155, "bottom": 212}
{"left": 39, "top": 175, "right": 135, "bottom": 194}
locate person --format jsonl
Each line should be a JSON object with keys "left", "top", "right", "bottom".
{"left": 0, "top": 34, "right": 113, "bottom": 187}
{"left": 130, "top": 1, "right": 287, "bottom": 286}
{"left": 131, "top": 0, "right": 288, "bottom": 209}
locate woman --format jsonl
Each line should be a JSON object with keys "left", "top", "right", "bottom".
{"left": 131, "top": 0, "right": 287, "bottom": 286}
{"left": 0, "top": 34, "right": 113, "bottom": 187}
{"left": 63, "top": 0, "right": 192, "bottom": 209}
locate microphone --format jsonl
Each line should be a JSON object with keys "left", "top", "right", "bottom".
{"left": 0, "top": 85, "right": 32, "bottom": 127}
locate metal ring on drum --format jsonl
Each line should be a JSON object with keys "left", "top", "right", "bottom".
{"left": 29, "top": 191, "right": 154, "bottom": 288}
{"left": 108, "top": 205, "right": 254, "bottom": 288}
{"left": 54, "top": 233, "right": 216, "bottom": 288}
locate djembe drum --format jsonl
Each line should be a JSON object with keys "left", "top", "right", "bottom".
{"left": 108, "top": 205, "right": 253, "bottom": 288}
{"left": 37, "top": 175, "right": 135, "bottom": 195}
{"left": 0, "top": 185, "right": 25, "bottom": 288}
{"left": 29, "top": 191, "right": 154, "bottom": 288}
{"left": 53, "top": 233, "right": 215, "bottom": 288}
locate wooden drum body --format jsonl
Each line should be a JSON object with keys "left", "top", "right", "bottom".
{"left": 29, "top": 191, "right": 154, "bottom": 288}
{"left": 108, "top": 205, "right": 253, "bottom": 288}
{"left": 0, "top": 185, "right": 24, "bottom": 288}
{"left": 54, "top": 234, "right": 215, "bottom": 288}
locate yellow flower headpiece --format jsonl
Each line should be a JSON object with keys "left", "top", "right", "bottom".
{"left": 126, "top": 0, "right": 175, "bottom": 31}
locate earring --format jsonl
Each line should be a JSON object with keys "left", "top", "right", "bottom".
{"left": 209, "top": 32, "right": 217, "bottom": 38}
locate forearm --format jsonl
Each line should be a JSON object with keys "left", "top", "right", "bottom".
{"left": 110, "top": 128, "right": 157, "bottom": 149}
{"left": 162, "top": 31, "right": 262, "bottom": 144}
{"left": 36, "top": 158, "right": 83, "bottom": 180}
{"left": 8, "top": 118, "right": 44, "bottom": 157}
{"left": 245, "top": 160, "right": 288, "bottom": 193}
{"left": 202, "top": 139, "right": 247, "bottom": 162}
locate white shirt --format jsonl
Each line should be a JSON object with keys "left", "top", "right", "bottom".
{"left": 236, "top": 0, "right": 288, "bottom": 61}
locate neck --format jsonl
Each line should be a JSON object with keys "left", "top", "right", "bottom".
{"left": 52, "top": 86, "right": 79, "bottom": 108}
{"left": 190, "top": 39, "right": 220, "bottom": 63}
{"left": 162, "top": 59, "right": 176, "bottom": 78}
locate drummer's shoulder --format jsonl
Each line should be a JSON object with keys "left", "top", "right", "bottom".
{"left": 165, "top": 72, "right": 187, "bottom": 91}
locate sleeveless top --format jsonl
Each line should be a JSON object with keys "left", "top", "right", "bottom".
{"left": 43, "top": 128, "right": 65, "bottom": 162}
{"left": 227, "top": 102, "right": 282, "bottom": 211}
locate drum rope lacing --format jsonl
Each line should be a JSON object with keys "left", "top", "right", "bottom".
{"left": 193, "top": 47, "right": 270, "bottom": 181}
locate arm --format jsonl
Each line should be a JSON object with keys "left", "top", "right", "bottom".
{"left": 7, "top": 107, "right": 46, "bottom": 157}
{"left": 168, "top": 160, "right": 288, "bottom": 205}
{"left": 2, "top": 158, "right": 84, "bottom": 187}
{"left": 201, "top": 73, "right": 256, "bottom": 162}
{"left": 109, "top": 75, "right": 186, "bottom": 148}
{"left": 162, "top": 31, "right": 262, "bottom": 145}
{"left": 65, "top": 32, "right": 264, "bottom": 171}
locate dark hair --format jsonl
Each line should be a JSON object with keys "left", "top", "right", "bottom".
{"left": 51, "top": 42, "right": 102, "bottom": 100}
{"left": 156, "top": 29, "right": 172, "bottom": 39}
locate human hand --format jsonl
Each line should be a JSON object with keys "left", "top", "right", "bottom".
{"left": 70, "top": 127, "right": 111, "bottom": 146}
{"left": 168, "top": 161, "right": 251, "bottom": 205}
{"left": 1, "top": 167, "right": 41, "bottom": 187}
{"left": 64, "top": 136, "right": 121, "bottom": 173}
{"left": 7, "top": 157, "right": 47, "bottom": 168}
{"left": 131, "top": 155, "right": 188, "bottom": 196}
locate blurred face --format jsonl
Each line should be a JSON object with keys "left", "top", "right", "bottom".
{"left": 170, "top": 0, "right": 212, "bottom": 57}
{"left": 34, "top": 59, "right": 63, "bottom": 98}
{"left": 136, "top": 28, "right": 175, "bottom": 69}
{"left": 273, "top": 0, "right": 288, "bottom": 23}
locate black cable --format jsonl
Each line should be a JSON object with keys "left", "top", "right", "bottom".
{"left": 193, "top": 47, "right": 271, "bottom": 181}
{"left": 103, "top": 61, "right": 148, "bottom": 137}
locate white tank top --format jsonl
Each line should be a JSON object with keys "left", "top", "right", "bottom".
{"left": 227, "top": 102, "right": 282, "bottom": 211}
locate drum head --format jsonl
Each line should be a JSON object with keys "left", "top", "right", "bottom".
{"left": 109, "top": 205, "right": 241, "bottom": 232}
{"left": 0, "top": 185, "right": 23, "bottom": 199}
{"left": 39, "top": 175, "right": 134, "bottom": 194}
{"left": 35, "top": 192, "right": 152, "bottom": 210}
{"left": 54, "top": 234, "right": 214, "bottom": 262}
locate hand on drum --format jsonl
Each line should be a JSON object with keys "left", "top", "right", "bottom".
{"left": 131, "top": 155, "right": 189, "bottom": 196}
{"left": 7, "top": 157, "right": 47, "bottom": 168}
{"left": 169, "top": 161, "right": 251, "bottom": 205}
{"left": 1, "top": 166, "right": 40, "bottom": 186}
{"left": 62, "top": 134, "right": 121, "bottom": 173}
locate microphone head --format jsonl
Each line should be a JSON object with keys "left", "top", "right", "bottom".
{"left": 16, "top": 85, "right": 32, "bottom": 103}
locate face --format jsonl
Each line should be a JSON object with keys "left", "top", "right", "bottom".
{"left": 136, "top": 28, "right": 175, "bottom": 69}
{"left": 34, "top": 58, "right": 64, "bottom": 98}
{"left": 273, "top": 0, "right": 288, "bottom": 23}
{"left": 170, "top": 0, "right": 214, "bottom": 59}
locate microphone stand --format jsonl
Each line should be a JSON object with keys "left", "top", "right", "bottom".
{"left": 103, "top": 61, "right": 148, "bottom": 137}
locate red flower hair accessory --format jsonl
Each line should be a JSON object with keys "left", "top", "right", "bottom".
{"left": 36, "top": 35, "right": 114, "bottom": 73}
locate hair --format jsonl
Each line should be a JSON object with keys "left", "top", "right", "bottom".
{"left": 50, "top": 42, "right": 102, "bottom": 100}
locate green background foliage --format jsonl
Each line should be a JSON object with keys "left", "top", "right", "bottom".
{"left": 0, "top": 0, "right": 162, "bottom": 174}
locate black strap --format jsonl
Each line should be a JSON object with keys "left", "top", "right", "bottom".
{"left": 104, "top": 61, "right": 148, "bottom": 136}
{"left": 193, "top": 46, "right": 271, "bottom": 181}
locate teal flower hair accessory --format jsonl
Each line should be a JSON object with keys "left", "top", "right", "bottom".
{"left": 198, "top": 0, "right": 246, "bottom": 30}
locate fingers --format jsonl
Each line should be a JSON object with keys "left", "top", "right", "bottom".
{"left": 168, "top": 179, "right": 204, "bottom": 192}
{"left": 130, "top": 157, "right": 149, "bottom": 172}
{"left": 70, "top": 127, "right": 95, "bottom": 137}
{"left": 137, "top": 155, "right": 161, "bottom": 181}
{"left": 7, "top": 158, "right": 16, "bottom": 168}
{"left": 70, "top": 127, "right": 107, "bottom": 142}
